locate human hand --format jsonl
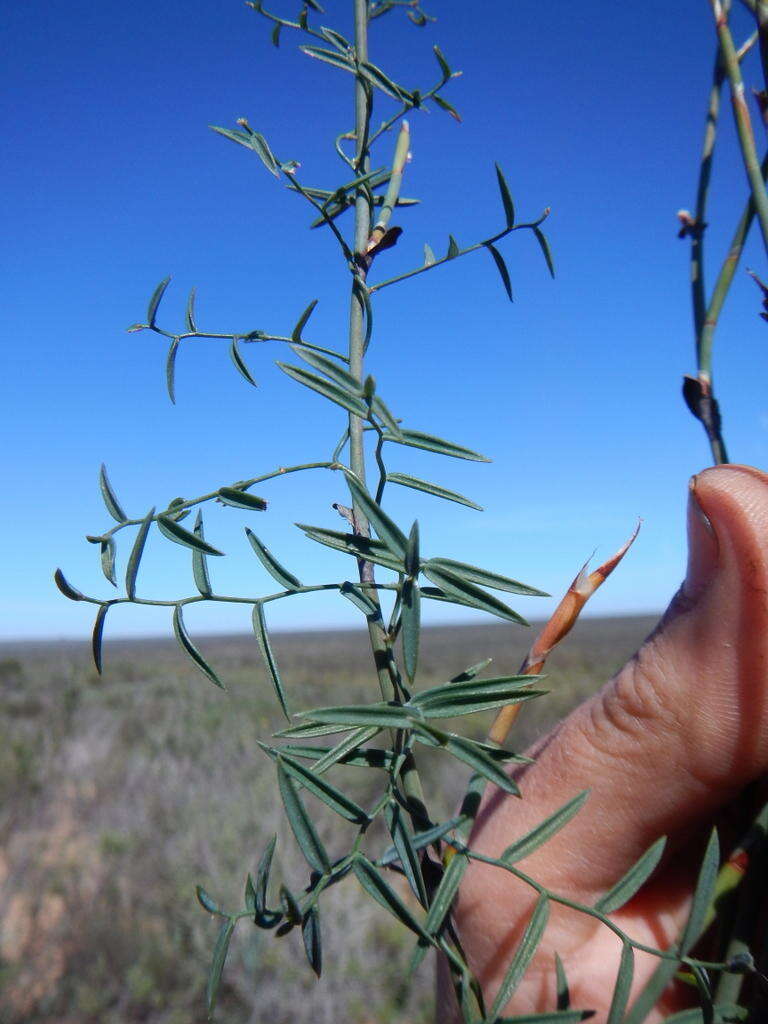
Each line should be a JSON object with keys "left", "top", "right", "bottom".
{"left": 438, "top": 465, "right": 768, "bottom": 1022}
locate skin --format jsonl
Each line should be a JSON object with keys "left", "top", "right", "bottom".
{"left": 437, "top": 464, "right": 768, "bottom": 1022}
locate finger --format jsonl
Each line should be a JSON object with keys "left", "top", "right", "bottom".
{"left": 452, "top": 465, "right": 768, "bottom": 1005}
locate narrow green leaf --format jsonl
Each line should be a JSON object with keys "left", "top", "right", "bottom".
{"left": 417, "top": 689, "right": 543, "bottom": 720}
{"left": 416, "top": 725, "right": 520, "bottom": 794}
{"left": 319, "top": 26, "right": 351, "bottom": 51}
{"left": 387, "top": 472, "right": 482, "bottom": 510}
{"left": 533, "top": 226, "right": 555, "bottom": 278}
{"left": 383, "top": 427, "right": 490, "bottom": 462}
{"left": 249, "top": 130, "right": 280, "bottom": 176}
{"left": 206, "top": 917, "right": 235, "bottom": 1017}
{"left": 279, "top": 884, "right": 301, "bottom": 923}
{"left": 358, "top": 60, "right": 412, "bottom": 101}
{"left": 595, "top": 836, "right": 666, "bottom": 914}
{"left": 446, "top": 234, "right": 460, "bottom": 259}
{"left": 229, "top": 337, "right": 258, "bottom": 387}
{"left": 291, "top": 299, "right": 319, "bottom": 342}
{"left": 252, "top": 603, "right": 289, "bottom": 718}
{"left": 555, "top": 953, "right": 570, "bottom": 1010}
{"left": 99, "top": 538, "right": 117, "bottom": 586}
{"left": 217, "top": 487, "right": 267, "bottom": 512}
{"left": 277, "top": 759, "right": 330, "bottom": 873}
{"left": 165, "top": 497, "right": 189, "bottom": 523}
{"left": 433, "top": 44, "right": 451, "bottom": 81}
{"left": 185, "top": 287, "right": 197, "bottom": 332}
{"left": 291, "top": 345, "right": 360, "bottom": 393}
{"left": 343, "top": 474, "right": 408, "bottom": 556}
{"left": 490, "top": 894, "right": 550, "bottom": 1017}
{"left": 353, "top": 277, "right": 373, "bottom": 351}
{"left": 494, "top": 163, "right": 516, "bottom": 228}
{"left": 502, "top": 792, "right": 589, "bottom": 864}
{"left": 271, "top": 22, "right": 281, "bottom": 46}
{"left": 297, "top": 524, "right": 404, "bottom": 572}
{"left": 192, "top": 511, "right": 212, "bottom": 597}
{"left": 606, "top": 944, "right": 634, "bottom": 1024}
{"left": 125, "top": 507, "right": 155, "bottom": 600}
{"left": 196, "top": 885, "right": 222, "bottom": 915}
{"left": 209, "top": 124, "right": 252, "bottom": 149}
{"left": 425, "top": 848, "right": 469, "bottom": 936}
{"left": 244, "top": 874, "right": 256, "bottom": 914}
{"left": 91, "top": 603, "right": 110, "bottom": 674}
{"left": 379, "top": 816, "right": 466, "bottom": 867}
{"left": 158, "top": 514, "right": 224, "bottom": 555}
{"left": 99, "top": 463, "right": 127, "bottom": 522}
{"left": 245, "top": 529, "right": 301, "bottom": 590}
{"left": 302, "top": 905, "right": 322, "bottom": 977}
{"left": 277, "top": 362, "right": 368, "bottom": 416}
{"left": 424, "top": 242, "right": 436, "bottom": 266}
{"left": 166, "top": 337, "right": 180, "bottom": 404}
{"left": 385, "top": 802, "right": 428, "bottom": 907}
{"left": 690, "top": 964, "right": 713, "bottom": 1024}
{"left": 312, "top": 725, "right": 380, "bottom": 773}
{"left": 405, "top": 520, "right": 420, "bottom": 578}
{"left": 172, "top": 605, "right": 224, "bottom": 689}
{"left": 371, "top": 395, "right": 402, "bottom": 438}
{"left": 338, "top": 580, "right": 379, "bottom": 616}
{"left": 296, "top": 702, "right": 415, "bottom": 729}
{"left": 275, "top": 720, "right": 357, "bottom": 739}
{"left": 254, "top": 834, "right": 277, "bottom": 917}
{"left": 276, "top": 751, "right": 368, "bottom": 824}
{"left": 485, "top": 241, "right": 513, "bottom": 301}
{"left": 147, "top": 276, "right": 170, "bottom": 327}
{"left": 680, "top": 829, "right": 719, "bottom": 955}
{"left": 283, "top": 741, "right": 392, "bottom": 770}
{"left": 422, "top": 564, "right": 528, "bottom": 624}
{"left": 496, "top": 1013, "right": 597, "bottom": 1023}
{"left": 425, "top": 557, "right": 547, "bottom": 597}
{"left": 300, "top": 44, "right": 355, "bottom": 72}
{"left": 412, "top": 674, "right": 535, "bottom": 710}
{"left": 401, "top": 578, "right": 420, "bottom": 684}
{"left": 351, "top": 857, "right": 430, "bottom": 941}
{"left": 451, "top": 657, "right": 493, "bottom": 683}
{"left": 432, "top": 93, "right": 462, "bottom": 121}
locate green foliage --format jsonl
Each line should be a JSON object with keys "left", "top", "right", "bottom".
{"left": 55, "top": 2, "right": 761, "bottom": 1022}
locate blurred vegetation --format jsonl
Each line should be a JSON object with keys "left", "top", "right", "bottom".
{"left": 0, "top": 615, "right": 655, "bottom": 1023}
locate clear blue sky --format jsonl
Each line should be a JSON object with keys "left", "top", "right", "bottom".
{"left": 3, "top": 0, "right": 767, "bottom": 641}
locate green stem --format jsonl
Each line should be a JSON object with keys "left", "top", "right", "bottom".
{"left": 102, "top": 461, "right": 338, "bottom": 538}
{"left": 756, "top": 0, "right": 768, "bottom": 94}
{"left": 691, "top": 50, "right": 724, "bottom": 343}
{"left": 96, "top": 581, "right": 401, "bottom": 609}
{"left": 700, "top": 152, "right": 768, "bottom": 384}
{"left": 713, "top": 0, "right": 768, "bottom": 257}
{"left": 369, "top": 216, "right": 548, "bottom": 294}
{"left": 346, "top": 0, "right": 429, "bottom": 845}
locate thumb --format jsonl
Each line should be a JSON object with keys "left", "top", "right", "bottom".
{"left": 453, "top": 465, "right": 768, "bottom": 999}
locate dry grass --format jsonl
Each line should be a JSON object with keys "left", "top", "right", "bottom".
{"left": 0, "top": 615, "right": 656, "bottom": 1023}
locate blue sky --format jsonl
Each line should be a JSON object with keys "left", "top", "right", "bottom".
{"left": 3, "top": 0, "right": 767, "bottom": 642}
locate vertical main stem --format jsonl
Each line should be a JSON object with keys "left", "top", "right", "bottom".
{"left": 713, "top": 0, "right": 768, "bottom": 257}
{"left": 347, "top": 0, "right": 395, "bottom": 705}
{"left": 346, "top": 0, "right": 427, "bottom": 826}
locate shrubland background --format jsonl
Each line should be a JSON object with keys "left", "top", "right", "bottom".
{"left": 0, "top": 617, "right": 655, "bottom": 1023}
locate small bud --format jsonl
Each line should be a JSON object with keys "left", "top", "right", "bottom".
{"left": 727, "top": 951, "right": 754, "bottom": 974}
{"left": 363, "top": 375, "right": 376, "bottom": 400}
{"left": 676, "top": 209, "right": 704, "bottom": 239}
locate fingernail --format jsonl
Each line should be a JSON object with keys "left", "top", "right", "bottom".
{"left": 685, "top": 475, "right": 720, "bottom": 596}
